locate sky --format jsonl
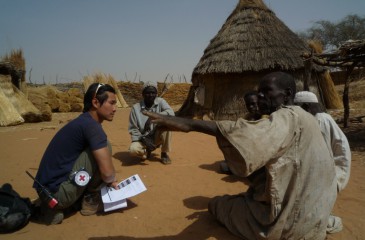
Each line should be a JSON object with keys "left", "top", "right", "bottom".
{"left": 1, "top": 0, "right": 364, "bottom": 84}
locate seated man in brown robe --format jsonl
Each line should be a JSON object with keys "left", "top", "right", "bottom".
{"left": 144, "top": 72, "right": 337, "bottom": 240}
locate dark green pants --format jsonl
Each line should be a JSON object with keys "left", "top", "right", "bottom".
{"left": 44, "top": 143, "right": 111, "bottom": 209}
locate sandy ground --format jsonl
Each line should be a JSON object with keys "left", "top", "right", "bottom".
{"left": 0, "top": 108, "right": 364, "bottom": 240}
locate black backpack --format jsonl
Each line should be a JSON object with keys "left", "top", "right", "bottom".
{"left": 0, "top": 183, "right": 32, "bottom": 233}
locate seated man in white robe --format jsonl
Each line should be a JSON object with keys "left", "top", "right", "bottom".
{"left": 294, "top": 90, "right": 351, "bottom": 234}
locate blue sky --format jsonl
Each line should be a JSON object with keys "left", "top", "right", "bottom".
{"left": 1, "top": 0, "right": 364, "bottom": 84}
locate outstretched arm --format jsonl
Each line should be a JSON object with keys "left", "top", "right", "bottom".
{"left": 143, "top": 111, "right": 218, "bottom": 136}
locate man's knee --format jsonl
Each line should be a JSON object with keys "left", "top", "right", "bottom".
{"left": 52, "top": 181, "right": 85, "bottom": 210}
{"left": 208, "top": 196, "right": 220, "bottom": 216}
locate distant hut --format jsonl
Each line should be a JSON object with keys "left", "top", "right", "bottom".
{"left": 0, "top": 61, "right": 44, "bottom": 126}
{"left": 1, "top": 49, "right": 28, "bottom": 96}
{"left": 178, "top": 0, "right": 326, "bottom": 120}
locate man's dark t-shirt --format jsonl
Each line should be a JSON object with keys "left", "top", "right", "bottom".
{"left": 34, "top": 112, "right": 107, "bottom": 193}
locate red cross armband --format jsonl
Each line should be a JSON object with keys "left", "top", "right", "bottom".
{"left": 70, "top": 168, "right": 91, "bottom": 187}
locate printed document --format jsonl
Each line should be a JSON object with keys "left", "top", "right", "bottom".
{"left": 101, "top": 174, "right": 147, "bottom": 212}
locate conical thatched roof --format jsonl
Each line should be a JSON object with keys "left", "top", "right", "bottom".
{"left": 193, "top": 0, "right": 309, "bottom": 74}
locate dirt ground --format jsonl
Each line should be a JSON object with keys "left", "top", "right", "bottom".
{"left": 1, "top": 108, "right": 364, "bottom": 240}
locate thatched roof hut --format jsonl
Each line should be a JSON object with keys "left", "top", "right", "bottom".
{"left": 0, "top": 61, "right": 25, "bottom": 92}
{"left": 1, "top": 49, "right": 27, "bottom": 95}
{"left": 178, "top": 0, "right": 326, "bottom": 120}
{"left": 0, "top": 62, "right": 44, "bottom": 126}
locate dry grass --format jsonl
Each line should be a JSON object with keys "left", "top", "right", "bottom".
{"left": 26, "top": 80, "right": 191, "bottom": 114}
{"left": 27, "top": 85, "right": 83, "bottom": 114}
{"left": 1, "top": 49, "right": 25, "bottom": 74}
{"left": 308, "top": 40, "right": 323, "bottom": 54}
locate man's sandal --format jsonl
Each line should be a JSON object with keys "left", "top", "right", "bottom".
{"left": 160, "top": 154, "right": 171, "bottom": 165}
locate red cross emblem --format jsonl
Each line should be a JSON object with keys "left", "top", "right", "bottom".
{"left": 74, "top": 170, "right": 90, "bottom": 186}
{"left": 79, "top": 175, "right": 86, "bottom": 182}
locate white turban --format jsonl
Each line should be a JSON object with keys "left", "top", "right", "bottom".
{"left": 142, "top": 81, "right": 157, "bottom": 91}
{"left": 294, "top": 91, "right": 318, "bottom": 103}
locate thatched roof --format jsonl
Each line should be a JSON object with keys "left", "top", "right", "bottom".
{"left": 193, "top": 0, "right": 310, "bottom": 74}
{"left": 0, "top": 61, "right": 25, "bottom": 82}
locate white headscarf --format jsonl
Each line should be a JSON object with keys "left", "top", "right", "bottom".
{"left": 294, "top": 91, "right": 318, "bottom": 103}
{"left": 142, "top": 81, "right": 157, "bottom": 92}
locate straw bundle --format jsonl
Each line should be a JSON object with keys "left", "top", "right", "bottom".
{"left": 28, "top": 85, "right": 84, "bottom": 113}
{"left": 0, "top": 75, "right": 24, "bottom": 126}
{"left": 308, "top": 40, "right": 323, "bottom": 55}
{"left": 28, "top": 85, "right": 61, "bottom": 112}
{"left": 67, "top": 94, "right": 83, "bottom": 112}
{"left": 62, "top": 88, "right": 83, "bottom": 112}
{"left": 70, "top": 103, "right": 83, "bottom": 112}
{"left": 59, "top": 102, "right": 71, "bottom": 112}
{"left": 320, "top": 71, "right": 343, "bottom": 109}
{"left": 12, "top": 85, "right": 43, "bottom": 122}
{"left": 67, "top": 88, "right": 83, "bottom": 99}
{"left": 0, "top": 74, "right": 43, "bottom": 124}
{"left": 308, "top": 40, "right": 342, "bottom": 109}
{"left": 82, "top": 75, "right": 95, "bottom": 91}
{"left": 108, "top": 76, "right": 128, "bottom": 108}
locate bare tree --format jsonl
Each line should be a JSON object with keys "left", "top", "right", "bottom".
{"left": 28, "top": 68, "right": 32, "bottom": 84}
{"left": 163, "top": 73, "right": 170, "bottom": 83}
{"left": 299, "top": 14, "right": 365, "bottom": 49}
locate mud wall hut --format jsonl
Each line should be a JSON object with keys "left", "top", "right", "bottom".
{"left": 178, "top": 0, "right": 327, "bottom": 120}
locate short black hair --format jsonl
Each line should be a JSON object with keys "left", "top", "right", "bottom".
{"left": 83, "top": 83, "right": 116, "bottom": 112}
{"left": 276, "top": 72, "right": 296, "bottom": 97}
{"left": 262, "top": 72, "right": 296, "bottom": 99}
{"left": 244, "top": 91, "right": 258, "bottom": 102}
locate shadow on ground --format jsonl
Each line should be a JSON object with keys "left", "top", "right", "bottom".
{"left": 88, "top": 196, "right": 240, "bottom": 240}
{"left": 199, "top": 161, "right": 247, "bottom": 183}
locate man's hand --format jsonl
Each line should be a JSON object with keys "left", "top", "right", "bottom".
{"left": 108, "top": 180, "right": 120, "bottom": 190}
{"left": 140, "top": 135, "right": 157, "bottom": 152}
